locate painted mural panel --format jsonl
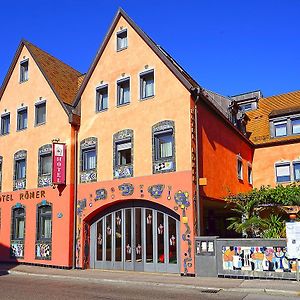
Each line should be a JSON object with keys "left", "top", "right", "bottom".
{"left": 222, "top": 246, "right": 299, "bottom": 272}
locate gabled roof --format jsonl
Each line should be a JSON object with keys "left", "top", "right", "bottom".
{"left": 73, "top": 8, "right": 197, "bottom": 107}
{"left": 0, "top": 39, "right": 83, "bottom": 115}
{"left": 246, "top": 90, "right": 300, "bottom": 145}
{"left": 72, "top": 8, "right": 253, "bottom": 145}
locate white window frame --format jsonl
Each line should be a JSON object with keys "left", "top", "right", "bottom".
{"left": 237, "top": 156, "right": 243, "bottom": 180}
{"left": 1, "top": 113, "right": 10, "bottom": 135}
{"left": 17, "top": 107, "right": 28, "bottom": 131}
{"left": 275, "top": 162, "right": 291, "bottom": 183}
{"left": 35, "top": 100, "right": 46, "bottom": 126}
{"left": 116, "top": 77, "right": 131, "bottom": 106}
{"left": 20, "top": 59, "right": 29, "bottom": 83}
{"left": 116, "top": 28, "right": 128, "bottom": 51}
{"left": 139, "top": 69, "right": 155, "bottom": 100}
{"left": 95, "top": 84, "right": 109, "bottom": 112}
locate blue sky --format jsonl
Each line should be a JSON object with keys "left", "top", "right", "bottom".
{"left": 0, "top": 0, "right": 299, "bottom": 97}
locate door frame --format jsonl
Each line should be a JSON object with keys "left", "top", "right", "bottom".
{"left": 89, "top": 200, "right": 180, "bottom": 273}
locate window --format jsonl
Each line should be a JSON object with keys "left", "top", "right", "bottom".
{"left": 1, "top": 113, "right": 10, "bottom": 135}
{"left": 12, "top": 207, "right": 25, "bottom": 240}
{"left": 116, "top": 141, "right": 132, "bottom": 166}
{"left": 140, "top": 70, "right": 154, "bottom": 99}
{"left": 237, "top": 158, "right": 243, "bottom": 180}
{"left": 154, "top": 130, "right": 173, "bottom": 160}
{"left": 152, "top": 121, "right": 176, "bottom": 174}
{"left": 292, "top": 118, "right": 300, "bottom": 135}
{"left": 294, "top": 162, "right": 300, "bottom": 181}
{"left": 16, "top": 159, "right": 26, "bottom": 180}
{"left": 82, "top": 148, "right": 96, "bottom": 171}
{"left": 35, "top": 102, "right": 46, "bottom": 125}
{"left": 40, "top": 153, "right": 52, "bottom": 176}
{"left": 113, "top": 130, "right": 133, "bottom": 179}
{"left": 17, "top": 108, "right": 28, "bottom": 131}
{"left": 20, "top": 60, "right": 29, "bottom": 83}
{"left": 96, "top": 85, "right": 108, "bottom": 111}
{"left": 13, "top": 150, "right": 26, "bottom": 190}
{"left": 275, "top": 164, "right": 291, "bottom": 183}
{"left": 80, "top": 137, "right": 97, "bottom": 183}
{"left": 117, "top": 29, "right": 127, "bottom": 51}
{"left": 117, "top": 78, "right": 130, "bottom": 105}
{"left": 248, "top": 165, "right": 253, "bottom": 185}
{"left": 274, "top": 120, "right": 287, "bottom": 137}
{"left": 37, "top": 205, "right": 52, "bottom": 240}
{"left": 240, "top": 103, "right": 252, "bottom": 112}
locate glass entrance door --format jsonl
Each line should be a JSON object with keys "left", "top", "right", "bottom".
{"left": 90, "top": 203, "right": 180, "bottom": 273}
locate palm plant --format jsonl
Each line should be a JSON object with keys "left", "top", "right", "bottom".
{"left": 226, "top": 197, "right": 263, "bottom": 237}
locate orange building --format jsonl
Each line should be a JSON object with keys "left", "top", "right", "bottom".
{"left": 72, "top": 10, "right": 253, "bottom": 274}
{"left": 247, "top": 91, "right": 300, "bottom": 187}
{"left": 0, "top": 40, "right": 81, "bottom": 267}
{"left": 1, "top": 8, "right": 295, "bottom": 275}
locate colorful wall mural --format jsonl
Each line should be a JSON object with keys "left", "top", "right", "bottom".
{"left": 222, "top": 246, "right": 300, "bottom": 273}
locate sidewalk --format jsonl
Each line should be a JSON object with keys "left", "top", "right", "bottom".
{"left": 1, "top": 264, "right": 300, "bottom": 297}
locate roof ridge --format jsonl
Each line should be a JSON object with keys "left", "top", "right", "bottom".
{"left": 23, "top": 39, "right": 82, "bottom": 76}
{"left": 262, "top": 89, "right": 300, "bottom": 100}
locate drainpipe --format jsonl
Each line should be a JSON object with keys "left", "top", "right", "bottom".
{"left": 69, "top": 111, "right": 80, "bottom": 269}
{"left": 191, "top": 87, "right": 202, "bottom": 236}
{"left": 72, "top": 126, "right": 78, "bottom": 269}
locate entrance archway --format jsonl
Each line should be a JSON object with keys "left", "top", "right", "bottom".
{"left": 89, "top": 200, "right": 180, "bottom": 273}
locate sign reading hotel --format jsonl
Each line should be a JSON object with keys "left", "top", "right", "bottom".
{"left": 52, "top": 143, "right": 66, "bottom": 185}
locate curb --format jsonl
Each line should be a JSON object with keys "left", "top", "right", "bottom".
{"left": 6, "top": 270, "right": 300, "bottom": 297}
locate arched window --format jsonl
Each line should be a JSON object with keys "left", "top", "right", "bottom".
{"left": 113, "top": 129, "right": 133, "bottom": 179}
{"left": 38, "top": 144, "right": 52, "bottom": 187}
{"left": 13, "top": 150, "right": 27, "bottom": 190}
{"left": 36, "top": 201, "right": 52, "bottom": 260}
{"left": 80, "top": 137, "right": 97, "bottom": 183}
{"left": 152, "top": 121, "right": 176, "bottom": 174}
{"left": 10, "top": 204, "right": 25, "bottom": 258}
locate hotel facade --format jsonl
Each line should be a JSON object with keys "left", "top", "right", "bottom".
{"left": 0, "top": 9, "right": 299, "bottom": 275}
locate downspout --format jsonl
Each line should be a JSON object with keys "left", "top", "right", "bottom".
{"left": 72, "top": 125, "right": 78, "bottom": 269}
{"left": 191, "top": 87, "right": 202, "bottom": 236}
{"left": 69, "top": 111, "right": 80, "bottom": 269}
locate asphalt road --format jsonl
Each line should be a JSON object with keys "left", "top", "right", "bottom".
{"left": 0, "top": 272, "right": 298, "bottom": 300}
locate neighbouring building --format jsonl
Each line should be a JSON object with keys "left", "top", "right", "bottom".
{"left": 0, "top": 40, "right": 81, "bottom": 267}
{"left": 0, "top": 8, "right": 298, "bottom": 275}
{"left": 247, "top": 90, "right": 300, "bottom": 187}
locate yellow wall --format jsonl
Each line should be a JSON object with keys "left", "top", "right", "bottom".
{"left": 79, "top": 16, "right": 192, "bottom": 180}
{"left": 253, "top": 142, "right": 300, "bottom": 187}
{"left": 0, "top": 45, "right": 74, "bottom": 191}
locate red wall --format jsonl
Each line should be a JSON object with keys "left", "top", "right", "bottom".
{"left": 198, "top": 101, "right": 254, "bottom": 200}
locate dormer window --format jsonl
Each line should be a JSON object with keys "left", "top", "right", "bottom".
{"left": 270, "top": 113, "right": 300, "bottom": 138}
{"left": 117, "top": 29, "right": 128, "bottom": 51}
{"left": 274, "top": 120, "right": 287, "bottom": 137}
{"left": 20, "top": 60, "right": 29, "bottom": 83}
{"left": 292, "top": 118, "right": 300, "bottom": 134}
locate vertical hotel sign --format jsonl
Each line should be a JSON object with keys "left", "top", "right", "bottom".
{"left": 52, "top": 143, "right": 66, "bottom": 185}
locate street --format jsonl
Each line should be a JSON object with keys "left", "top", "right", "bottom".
{"left": 0, "top": 272, "right": 298, "bottom": 300}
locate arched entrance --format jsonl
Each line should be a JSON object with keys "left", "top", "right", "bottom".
{"left": 89, "top": 200, "right": 180, "bottom": 273}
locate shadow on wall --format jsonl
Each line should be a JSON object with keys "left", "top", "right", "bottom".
{"left": 0, "top": 243, "right": 18, "bottom": 276}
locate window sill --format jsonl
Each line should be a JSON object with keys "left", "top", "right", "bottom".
{"left": 96, "top": 108, "right": 108, "bottom": 114}
{"left": 16, "top": 127, "right": 28, "bottom": 132}
{"left": 117, "top": 102, "right": 130, "bottom": 108}
{"left": 117, "top": 46, "right": 128, "bottom": 52}
{"left": 35, "top": 122, "right": 46, "bottom": 127}
{"left": 140, "top": 95, "right": 155, "bottom": 101}
{"left": 0, "top": 132, "right": 10, "bottom": 136}
{"left": 19, "top": 79, "right": 29, "bottom": 84}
